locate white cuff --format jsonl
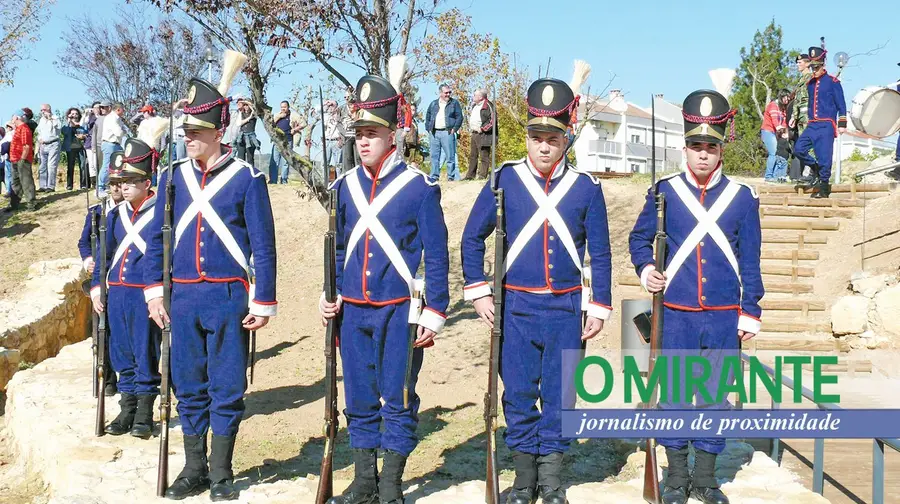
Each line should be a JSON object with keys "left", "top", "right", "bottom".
{"left": 90, "top": 286, "right": 100, "bottom": 301}
{"left": 463, "top": 282, "right": 492, "bottom": 301}
{"left": 144, "top": 285, "right": 164, "bottom": 303}
{"left": 640, "top": 265, "right": 656, "bottom": 292}
{"left": 586, "top": 302, "right": 612, "bottom": 321}
{"left": 417, "top": 308, "right": 446, "bottom": 334}
{"left": 250, "top": 300, "right": 278, "bottom": 317}
{"left": 83, "top": 257, "right": 93, "bottom": 271}
{"left": 738, "top": 314, "right": 762, "bottom": 334}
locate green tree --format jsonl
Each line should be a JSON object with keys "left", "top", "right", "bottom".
{"left": 725, "top": 20, "right": 800, "bottom": 175}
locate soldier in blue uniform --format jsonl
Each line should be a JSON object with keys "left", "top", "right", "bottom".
{"left": 91, "top": 131, "right": 165, "bottom": 438}
{"left": 629, "top": 89, "right": 765, "bottom": 504}
{"left": 794, "top": 45, "right": 847, "bottom": 198}
{"left": 143, "top": 71, "right": 278, "bottom": 501}
{"left": 318, "top": 55, "right": 451, "bottom": 504}
{"left": 79, "top": 174, "right": 123, "bottom": 397}
{"left": 460, "top": 61, "right": 612, "bottom": 504}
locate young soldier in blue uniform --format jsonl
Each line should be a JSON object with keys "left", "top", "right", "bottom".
{"left": 629, "top": 89, "right": 765, "bottom": 504}
{"left": 793, "top": 45, "right": 847, "bottom": 198}
{"left": 143, "top": 61, "right": 278, "bottom": 501}
{"left": 319, "top": 55, "right": 451, "bottom": 504}
{"left": 460, "top": 61, "right": 612, "bottom": 504}
{"left": 79, "top": 175, "right": 123, "bottom": 397}
{"left": 91, "top": 127, "right": 166, "bottom": 438}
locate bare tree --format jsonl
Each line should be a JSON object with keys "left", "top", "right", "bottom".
{"left": 54, "top": 7, "right": 207, "bottom": 115}
{"left": 1, "top": 0, "right": 56, "bottom": 86}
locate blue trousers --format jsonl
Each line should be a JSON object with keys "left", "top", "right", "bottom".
{"left": 657, "top": 307, "right": 740, "bottom": 455}
{"left": 341, "top": 301, "right": 423, "bottom": 456}
{"left": 501, "top": 290, "right": 583, "bottom": 455}
{"left": 107, "top": 286, "right": 162, "bottom": 396}
{"left": 794, "top": 121, "right": 835, "bottom": 182}
{"left": 428, "top": 130, "right": 459, "bottom": 182}
{"left": 761, "top": 130, "right": 778, "bottom": 181}
{"left": 100, "top": 141, "right": 122, "bottom": 194}
{"left": 268, "top": 138, "right": 293, "bottom": 184}
{"left": 171, "top": 281, "right": 249, "bottom": 437}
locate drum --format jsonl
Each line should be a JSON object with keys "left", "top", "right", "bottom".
{"left": 849, "top": 86, "right": 900, "bottom": 138}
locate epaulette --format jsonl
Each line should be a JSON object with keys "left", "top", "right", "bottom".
{"left": 229, "top": 156, "right": 265, "bottom": 178}
{"left": 732, "top": 180, "right": 760, "bottom": 199}
{"left": 495, "top": 158, "right": 525, "bottom": 173}
{"left": 327, "top": 167, "right": 356, "bottom": 190}
{"left": 569, "top": 164, "right": 600, "bottom": 185}
{"left": 649, "top": 172, "right": 681, "bottom": 191}
{"left": 831, "top": 75, "right": 841, "bottom": 83}
{"left": 408, "top": 165, "right": 440, "bottom": 187}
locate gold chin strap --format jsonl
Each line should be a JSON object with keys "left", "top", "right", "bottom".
{"left": 355, "top": 109, "right": 391, "bottom": 128}
{"left": 183, "top": 115, "right": 217, "bottom": 130}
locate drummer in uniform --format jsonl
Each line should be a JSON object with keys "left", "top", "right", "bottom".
{"left": 318, "top": 55, "right": 451, "bottom": 504}
{"left": 629, "top": 89, "right": 765, "bottom": 504}
{"left": 792, "top": 45, "right": 847, "bottom": 198}
{"left": 144, "top": 69, "right": 278, "bottom": 501}
{"left": 91, "top": 136, "right": 163, "bottom": 439}
{"left": 461, "top": 61, "right": 613, "bottom": 504}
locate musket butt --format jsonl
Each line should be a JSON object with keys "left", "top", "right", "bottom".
{"left": 403, "top": 388, "right": 409, "bottom": 409}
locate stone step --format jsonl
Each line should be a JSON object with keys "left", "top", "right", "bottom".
{"left": 756, "top": 182, "right": 896, "bottom": 194}
{"left": 761, "top": 231, "right": 828, "bottom": 245}
{"left": 760, "top": 264, "right": 815, "bottom": 277}
{"left": 751, "top": 356, "right": 873, "bottom": 373}
{"left": 760, "top": 319, "right": 831, "bottom": 333}
{"left": 752, "top": 336, "right": 835, "bottom": 351}
{"left": 830, "top": 191, "right": 890, "bottom": 200}
{"left": 760, "top": 218, "right": 840, "bottom": 231}
{"left": 759, "top": 206, "right": 855, "bottom": 219}
{"left": 759, "top": 195, "right": 866, "bottom": 207}
{"left": 760, "top": 249, "right": 819, "bottom": 261}
{"left": 759, "top": 300, "right": 825, "bottom": 311}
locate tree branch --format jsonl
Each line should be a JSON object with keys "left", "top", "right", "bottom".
{"left": 399, "top": 0, "right": 416, "bottom": 55}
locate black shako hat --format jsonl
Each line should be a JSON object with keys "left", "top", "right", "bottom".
{"left": 682, "top": 89, "right": 736, "bottom": 145}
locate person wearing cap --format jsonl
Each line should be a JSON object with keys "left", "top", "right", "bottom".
{"left": 628, "top": 89, "right": 764, "bottom": 504}
{"left": 143, "top": 60, "right": 278, "bottom": 501}
{"left": 793, "top": 45, "right": 847, "bottom": 198}
{"left": 78, "top": 167, "right": 124, "bottom": 397}
{"left": 318, "top": 54, "right": 450, "bottom": 504}
{"left": 90, "top": 143, "right": 161, "bottom": 438}
{"left": 460, "top": 61, "right": 611, "bottom": 504}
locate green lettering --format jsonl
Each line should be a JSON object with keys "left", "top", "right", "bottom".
{"left": 625, "top": 356, "right": 667, "bottom": 404}
{"left": 717, "top": 356, "right": 747, "bottom": 404}
{"left": 575, "top": 356, "right": 613, "bottom": 403}
{"left": 684, "top": 355, "right": 713, "bottom": 404}
{"left": 749, "top": 357, "right": 780, "bottom": 404}
{"left": 783, "top": 356, "right": 811, "bottom": 403}
{"left": 813, "top": 356, "right": 840, "bottom": 403}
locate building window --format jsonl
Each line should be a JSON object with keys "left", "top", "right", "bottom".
{"left": 631, "top": 163, "right": 640, "bottom": 173}
{"left": 630, "top": 134, "right": 641, "bottom": 144}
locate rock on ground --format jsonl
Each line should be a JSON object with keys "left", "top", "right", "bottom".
{"left": 3, "top": 340, "right": 831, "bottom": 503}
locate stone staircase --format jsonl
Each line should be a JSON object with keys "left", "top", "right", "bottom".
{"left": 618, "top": 181, "right": 897, "bottom": 373}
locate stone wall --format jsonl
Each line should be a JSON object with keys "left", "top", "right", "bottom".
{"left": 830, "top": 271, "right": 900, "bottom": 350}
{"left": 0, "top": 258, "right": 91, "bottom": 390}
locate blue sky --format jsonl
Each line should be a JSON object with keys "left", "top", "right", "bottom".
{"left": 2, "top": 0, "right": 897, "bottom": 155}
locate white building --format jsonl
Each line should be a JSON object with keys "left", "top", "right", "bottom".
{"left": 573, "top": 92, "right": 684, "bottom": 175}
{"left": 835, "top": 129, "right": 896, "bottom": 160}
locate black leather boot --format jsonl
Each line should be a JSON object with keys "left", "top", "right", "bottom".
{"left": 812, "top": 180, "right": 831, "bottom": 199}
{"left": 130, "top": 394, "right": 156, "bottom": 439}
{"left": 165, "top": 434, "right": 210, "bottom": 500}
{"left": 327, "top": 448, "right": 379, "bottom": 504}
{"left": 105, "top": 393, "right": 137, "bottom": 435}
{"left": 690, "top": 449, "right": 728, "bottom": 504}
{"left": 209, "top": 435, "right": 238, "bottom": 501}
{"left": 536, "top": 452, "right": 567, "bottom": 504}
{"left": 505, "top": 451, "right": 537, "bottom": 504}
{"left": 797, "top": 164, "right": 819, "bottom": 187}
{"left": 661, "top": 447, "right": 690, "bottom": 504}
{"left": 378, "top": 450, "right": 407, "bottom": 504}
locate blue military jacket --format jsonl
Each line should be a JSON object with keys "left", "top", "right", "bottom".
{"left": 460, "top": 157, "right": 613, "bottom": 320}
{"left": 808, "top": 70, "right": 847, "bottom": 131}
{"left": 78, "top": 199, "right": 117, "bottom": 269}
{"left": 91, "top": 193, "right": 157, "bottom": 297}
{"left": 142, "top": 147, "right": 278, "bottom": 317}
{"left": 330, "top": 148, "right": 451, "bottom": 334}
{"left": 628, "top": 166, "right": 764, "bottom": 333}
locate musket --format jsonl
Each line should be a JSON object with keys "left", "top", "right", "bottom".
{"left": 484, "top": 85, "right": 502, "bottom": 504}
{"left": 88, "top": 192, "right": 99, "bottom": 399}
{"left": 94, "top": 195, "right": 109, "bottom": 437}
{"left": 320, "top": 86, "right": 331, "bottom": 184}
{"left": 315, "top": 190, "right": 340, "bottom": 504}
{"left": 404, "top": 279, "right": 424, "bottom": 408}
{"left": 642, "top": 94, "right": 665, "bottom": 504}
{"left": 157, "top": 102, "right": 176, "bottom": 497}
{"left": 248, "top": 265, "right": 257, "bottom": 385}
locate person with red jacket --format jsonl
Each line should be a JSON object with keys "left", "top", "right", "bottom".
{"left": 760, "top": 90, "right": 789, "bottom": 182}
{"left": 4, "top": 111, "right": 36, "bottom": 212}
